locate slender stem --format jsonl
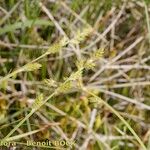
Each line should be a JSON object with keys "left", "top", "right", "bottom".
{"left": 0, "top": 69, "right": 21, "bottom": 83}
{"left": 3, "top": 92, "right": 56, "bottom": 140}
{"left": 84, "top": 89, "right": 147, "bottom": 150}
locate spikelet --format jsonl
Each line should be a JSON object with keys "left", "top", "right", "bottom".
{"left": 46, "top": 37, "right": 69, "bottom": 54}
{"left": 89, "top": 96, "right": 104, "bottom": 108}
{"left": 84, "top": 48, "right": 104, "bottom": 69}
{"left": 57, "top": 81, "right": 72, "bottom": 93}
{"left": 92, "top": 48, "right": 104, "bottom": 60}
{"left": 21, "top": 63, "right": 42, "bottom": 72}
{"left": 32, "top": 94, "right": 44, "bottom": 110}
{"left": 71, "top": 26, "right": 93, "bottom": 44}
{"left": 44, "top": 79, "right": 57, "bottom": 88}
{"left": 76, "top": 60, "right": 85, "bottom": 69}
{"left": 76, "top": 59, "right": 95, "bottom": 70}
{"left": 0, "top": 63, "right": 42, "bottom": 83}
{"left": 84, "top": 59, "right": 95, "bottom": 70}
{"left": 60, "top": 36, "right": 69, "bottom": 46}
{"left": 69, "top": 69, "right": 83, "bottom": 81}
{"left": 89, "top": 97, "right": 98, "bottom": 103}
{"left": 46, "top": 42, "right": 62, "bottom": 54}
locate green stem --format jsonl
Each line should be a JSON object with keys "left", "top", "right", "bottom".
{"left": 3, "top": 92, "right": 56, "bottom": 141}
{"left": 85, "top": 89, "right": 147, "bottom": 150}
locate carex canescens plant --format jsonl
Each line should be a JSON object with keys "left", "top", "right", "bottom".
{"left": 1, "top": 26, "right": 147, "bottom": 150}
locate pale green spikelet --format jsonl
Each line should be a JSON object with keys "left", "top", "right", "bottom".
{"left": 89, "top": 97, "right": 99, "bottom": 104}
{"left": 76, "top": 59, "right": 95, "bottom": 70}
{"left": 44, "top": 79, "right": 58, "bottom": 88}
{"left": 46, "top": 42, "right": 62, "bottom": 54}
{"left": 69, "top": 69, "right": 83, "bottom": 81}
{"left": 84, "top": 59, "right": 96, "bottom": 70}
{"left": 22, "top": 63, "right": 42, "bottom": 72}
{"left": 83, "top": 48, "right": 104, "bottom": 69}
{"left": 88, "top": 97, "right": 101, "bottom": 108}
{"left": 32, "top": 94, "right": 44, "bottom": 110}
{"left": 0, "top": 63, "right": 41, "bottom": 83}
{"left": 76, "top": 59, "right": 85, "bottom": 69}
{"left": 60, "top": 36, "right": 69, "bottom": 46}
{"left": 92, "top": 48, "right": 104, "bottom": 60}
{"left": 57, "top": 81, "right": 72, "bottom": 93}
{"left": 71, "top": 26, "right": 93, "bottom": 44}
{"left": 46, "top": 37, "right": 69, "bottom": 55}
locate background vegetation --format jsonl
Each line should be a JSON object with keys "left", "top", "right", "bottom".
{"left": 0, "top": 0, "right": 150, "bottom": 149}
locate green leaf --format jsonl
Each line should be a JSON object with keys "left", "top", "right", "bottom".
{"left": 0, "top": 19, "right": 53, "bottom": 35}
{"left": 3, "top": 129, "right": 41, "bottom": 142}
